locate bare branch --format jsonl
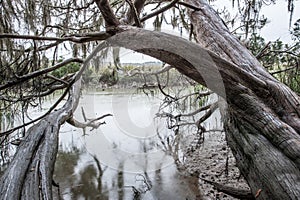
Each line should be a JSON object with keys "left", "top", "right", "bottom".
{"left": 177, "top": 90, "right": 212, "bottom": 101}
{"left": 67, "top": 114, "right": 113, "bottom": 130}
{"left": 0, "top": 42, "right": 109, "bottom": 136}
{"left": 140, "top": 0, "right": 179, "bottom": 23}
{"left": 125, "top": 0, "right": 142, "bottom": 27}
{"left": 256, "top": 41, "right": 271, "bottom": 59}
{"left": 200, "top": 178, "right": 254, "bottom": 200}
{"left": 271, "top": 66, "right": 298, "bottom": 75}
{"left": 0, "top": 58, "right": 83, "bottom": 91}
{"left": 179, "top": 104, "right": 211, "bottom": 118}
{"left": 0, "top": 85, "right": 71, "bottom": 137}
{"left": 123, "top": 0, "right": 147, "bottom": 24}
{"left": 128, "top": 64, "right": 173, "bottom": 76}
{"left": 46, "top": 74, "right": 70, "bottom": 86}
{"left": 177, "top": 1, "right": 202, "bottom": 11}
{"left": 196, "top": 102, "right": 218, "bottom": 127}
{"left": 0, "top": 32, "right": 111, "bottom": 43}
{"left": 0, "top": 34, "right": 68, "bottom": 41}
{"left": 94, "top": 0, "right": 120, "bottom": 28}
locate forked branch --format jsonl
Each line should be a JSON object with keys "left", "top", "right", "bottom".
{"left": 67, "top": 113, "right": 113, "bottom": 130}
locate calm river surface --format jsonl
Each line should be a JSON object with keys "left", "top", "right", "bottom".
{"left": 43, "top": 90, "right": 220, "bottom": 199}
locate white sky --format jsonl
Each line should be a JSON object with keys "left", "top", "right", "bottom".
{"left": 212, "top": 0, "right": 300, "bottom": 42}
{"left": 260, "top": 1, "right": 300, "bottom": 42}
{"left": 111, "top": 1, "right": 300, "bottom": 64}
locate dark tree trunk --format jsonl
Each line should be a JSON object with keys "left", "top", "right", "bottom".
{"left": 186, "top": 0, "right": 300, "bottom": 199}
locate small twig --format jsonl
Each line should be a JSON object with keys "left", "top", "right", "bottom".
{"left": 177, "top": 104, "right": 211, "bottom": 118}
{"left": 196, "top": 102, "right": 218, "bottom": 127}
{"left": 81, "top": 107, "right": 87, "bottom": 122}
{"left": 177, "top": 90, "right": 212, "bottom": 101}
{"left": 128, "top": 64, "right": 172, "bottom": 76}
{"left": 256, "top": 41, "right": 271, "bottom": 59}
{"left": 0, "top": 32, "right": 111, "bottom": 43}
{"left": 271, "top": 66, "right": 298, "bottom": 75}
{"left": 46, "top": 74, "right": 70, "bottom": 85}
{"left": 140, "top": 0, "right": 179, "bottom": 23}
{"left": 177, "top": 1, "right": 202, "bottom": 11}
{"left": 156, "top": 75, "right": 176, "bottom": 100}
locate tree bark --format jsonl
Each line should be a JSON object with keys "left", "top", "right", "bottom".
{"left": 0, "top": 42, "right": 108, "bottom": 199}
{"left": 1, "top": 1, "right": 299, "bottom": 199}
{"left": 0, "top": 78, "right": 82, "bottom": 200}
{"left": 105, "top": 23, "right": 300, "bottom": 198}
{"left": 186, "top": 0, "right": 300, "bottom": 199}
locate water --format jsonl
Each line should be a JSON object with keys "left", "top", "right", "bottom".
{"left": 53, "top": 90, "right": 213, "bottom": 199}
{"left": 0, "top": 89, "right": 221, "bottom": 199}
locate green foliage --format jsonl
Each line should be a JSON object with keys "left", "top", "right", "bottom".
{"left": 246, "top": 33, "right": 300, "bottom": 93}
{"left": 98, "top": 67, "right": 118, "bottom": 86}
{"left": 247, "top": 33, "right": 266, "bottom": 56}
{"left": 51, "top": 62, "right": 80, "bottom": 78}
{"left": 193, "top": 84, "right": 209, "bottom": 107}
{"left": 291, "top": 18, "right": 300, "bottom": 41}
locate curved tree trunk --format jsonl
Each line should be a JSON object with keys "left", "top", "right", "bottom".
{"left": 1, "top": 1, "right": 299, "bottom": 199}
{"left": 104, "top": 23, "right": 300, "bottom": 200}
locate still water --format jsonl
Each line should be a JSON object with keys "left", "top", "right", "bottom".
{"left": 52, "top": 90, "right": 219, "bottom": 200}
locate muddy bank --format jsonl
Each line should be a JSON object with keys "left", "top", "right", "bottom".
{"left": 182, "top": 131, "right": 250, "bottom": 199}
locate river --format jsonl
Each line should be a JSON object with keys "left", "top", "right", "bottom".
{"left": 51, "top": 89, "right": 221, "bottom": 200}
{"left": 0, "top": 88, "right": 222, "bottom": 199}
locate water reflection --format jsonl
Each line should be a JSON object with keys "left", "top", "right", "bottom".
{"left": 54, "top": 142, "right": 110, "bottom": 200}
{"left": 54, "top": 143, "right": 199, "bottom": 199}
{"left": 54, "top": 90, "right": 211, "bottom": 199}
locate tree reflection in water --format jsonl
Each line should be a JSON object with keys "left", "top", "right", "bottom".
{"left": 52, "top": 91, "right": 208, "bottom": 199}
{"left": 54, "top": 146, "right": 109, "bottom": 199}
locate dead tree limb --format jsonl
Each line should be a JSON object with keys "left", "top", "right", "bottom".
{"left": 200, "top": 178, "right": 255, "bottom": 200}
{"left": 67, "top": 113, "right": 113, "bottom": 130}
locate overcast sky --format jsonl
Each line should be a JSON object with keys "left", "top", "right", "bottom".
{"left": 212, "top": 0, "right": 300, "bottom": 42}
{"left": 260, "top": 1, "right": 300, "bottom": 42}
{"left": 117, "top": 1, "right": 300, "bottom": 64}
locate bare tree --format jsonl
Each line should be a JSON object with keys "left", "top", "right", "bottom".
{"left": 0, "top": 0, "right": 299, "bottom": 199}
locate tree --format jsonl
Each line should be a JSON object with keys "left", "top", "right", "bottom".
{"left": 0, "top": 0, "right": 299, "bottom": 199}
